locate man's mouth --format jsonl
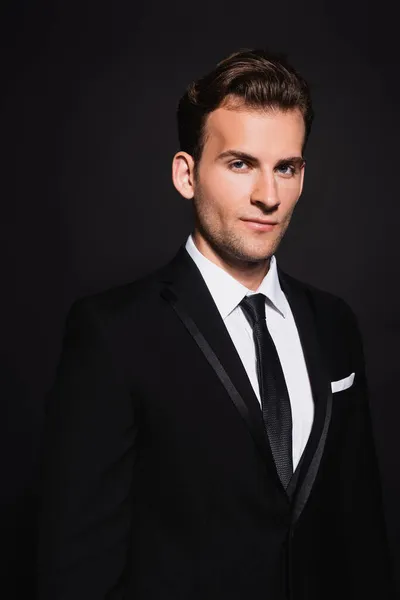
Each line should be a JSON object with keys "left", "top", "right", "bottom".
{"left": 240, "top": 218, "right": 278, "bottom": 231}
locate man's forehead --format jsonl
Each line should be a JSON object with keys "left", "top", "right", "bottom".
{"left": 206, "top": 106, "right": 268, "bottom": 134}
{"left": 203, "top": 105, "right": 305, "bottom": 153}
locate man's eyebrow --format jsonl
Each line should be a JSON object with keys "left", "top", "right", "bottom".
{"left": 216, "top": 149, "right": 305, "bottom": 166}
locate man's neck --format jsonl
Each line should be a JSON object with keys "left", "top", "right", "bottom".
{"left": 192, "top": 232, "right": 270, "bottom": 292}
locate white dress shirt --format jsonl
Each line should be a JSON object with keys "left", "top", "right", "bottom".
{"left": 185, "top": 234, "right": 314, "bottom": 470}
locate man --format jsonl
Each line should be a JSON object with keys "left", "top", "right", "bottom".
{"left": 37, "top": 48, "right": 394, "bottom": 599}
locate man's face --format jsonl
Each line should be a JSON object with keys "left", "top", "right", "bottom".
{"left": 192, "top": 104, "right": 306, "bottom": 264}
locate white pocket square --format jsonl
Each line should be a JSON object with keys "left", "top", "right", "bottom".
{"left": 331, "top": 372, "right": 355, "bottom": 393}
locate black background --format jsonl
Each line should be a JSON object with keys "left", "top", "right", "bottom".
{"left": 2, "top": 0, "right": 399, "bottom": 596}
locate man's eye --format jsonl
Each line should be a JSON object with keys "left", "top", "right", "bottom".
{"left": 229, "top": 160, "right": 248, "bottom": 171}
{"left": 277, "top": 164, "right": 296, "bottom": 176}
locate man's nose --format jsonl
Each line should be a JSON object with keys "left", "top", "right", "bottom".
{"left": 250, "top": 171, "right": 279, "bottom": 209}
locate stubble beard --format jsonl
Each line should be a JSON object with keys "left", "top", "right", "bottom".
{"left": 193, "top": 195, "right": 294, "bottom": 268}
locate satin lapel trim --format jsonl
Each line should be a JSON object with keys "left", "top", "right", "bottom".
{"left": 278, "top": 269, "right": 333, "bottom": 524}
{"left": 292, "top": 389, "right": 332, "bottom": 523}
{"left": 160, "top": 286, "right": 276, "bottom": 474}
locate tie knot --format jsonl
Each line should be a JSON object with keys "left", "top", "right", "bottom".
{"left": 240, "top": 293, "right": 266, "bottom": 328}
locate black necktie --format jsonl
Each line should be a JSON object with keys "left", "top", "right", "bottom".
{"left": 240, "top": 293, "right": 293, "bottom": 489}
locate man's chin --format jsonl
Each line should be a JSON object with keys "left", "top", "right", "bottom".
{"left": 203, "top": 231, "right": 277, "bottom": 265}
{"left": 226, "top": 244, "right": 275, "bottom": 264}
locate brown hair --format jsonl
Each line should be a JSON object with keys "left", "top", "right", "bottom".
{"left": 177, "top": 48, "right": 314, "bottom": 173}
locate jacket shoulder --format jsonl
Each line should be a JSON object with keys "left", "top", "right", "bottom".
{"left": 280, "top": 269, "right": 358, "bottom": 324}
{"left": 65, "top": 265, "right": 165, "bottom": 334}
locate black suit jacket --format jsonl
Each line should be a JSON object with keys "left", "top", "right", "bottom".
{"left": 37, "top": 245, "right": 394, "bottom": 599}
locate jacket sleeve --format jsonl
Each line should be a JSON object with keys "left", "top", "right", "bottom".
{"left": 337, "top": 299, "right": 395, "bottom": 596}
{"left": 37, "top": 298, "right": 137, "bottom": 599}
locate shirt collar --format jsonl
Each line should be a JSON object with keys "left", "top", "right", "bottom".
{"left": 184, "top": 234, "right": 287, "bottom": 320}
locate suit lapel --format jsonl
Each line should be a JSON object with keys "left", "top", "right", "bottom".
{"left": 159, "top": 246, "right": 286, "bottom": 493}
{"left": 278, "top": 268, "right": 333, "bottom": 523}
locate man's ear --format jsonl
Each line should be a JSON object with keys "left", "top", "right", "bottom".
{"left": 172, "top": 151, "right": 195, "bottom": 199}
